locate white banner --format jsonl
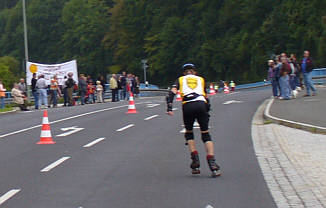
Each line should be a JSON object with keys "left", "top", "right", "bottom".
{"left": 26, "top": 60, "right": 78, "bottom": 85}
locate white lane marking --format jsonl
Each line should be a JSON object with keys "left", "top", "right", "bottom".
{"left": 116, "top": 124, "right": 135, "bottom": 132}
{"left": 0, "top": 102, "right": 150, "bottom": 139}
{"left": 146, "top": 104, "right": 160, "bottom": 108}
{"left": 172, "top": 108, "right": 178, "bottom": 111}
{"left": 223, "top": 100, "right": 243, "bottom": 105}
{"left": 41, "top": 157, "right": 70, "bottom": 172}
{"left": 56, "top": 126, "right": 84, "bottom": 137}
{"left": 0, "top": 189, "right": 21, "bottom": 206}
{"left": 144, "top": 115, "right": 159, "bottom": 121}
{"left": 83, "top": 137, "right": 106, "bottom": 148}
{"left": 205, "top": 205, "right": 214, "bottom": 208}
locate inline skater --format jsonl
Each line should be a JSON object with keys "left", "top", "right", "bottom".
{"left": 166, "top": 63, "right": 221, "bottom": 177}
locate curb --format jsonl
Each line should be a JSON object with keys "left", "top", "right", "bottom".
{"left": 263, "top": 98, "right": 326, "bottom": 135}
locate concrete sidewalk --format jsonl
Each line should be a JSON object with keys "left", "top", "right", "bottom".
{"left": 265, "top": 86, "right": 326, "bottom": 134}
{"left": 252, "top": 100, "right": 326, "bottom": 208}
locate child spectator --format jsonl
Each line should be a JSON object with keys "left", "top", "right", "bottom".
{"left": 86, "top": 82, "right": 95, "bottom": 104}
{"left": 96, "top": 80, "right": 103, "bottom": 103}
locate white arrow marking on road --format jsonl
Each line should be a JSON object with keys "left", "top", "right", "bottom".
{"left": 0, "top": 189, "right": 21, "bottom": 205}
{"left": 41, "top": 157, "right": 70, "bottom": 172}
{"left": 144, "top": 115, "right": 159, "bottom": 121}
{"left": 223, "top": 100, "right": 243, "bottom": 105}
{"left": 83, "top": 137, "right": 106, "bottom": 148}
{"left": 56, "top": 126, "right": 84, "bottom": 137}
{"left": 146, "top": 104, "right": 160, "bottom": 108}
{"left": 116, "top": 124, "right": 135, "bottom": 132}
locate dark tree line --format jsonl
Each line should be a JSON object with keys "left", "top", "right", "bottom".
{"left": 1, "top": 0, "right": 326, "bottom": 88}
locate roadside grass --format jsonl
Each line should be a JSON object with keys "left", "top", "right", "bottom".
{"left": 0, "top": 106, "right": 14, "bottom": 112}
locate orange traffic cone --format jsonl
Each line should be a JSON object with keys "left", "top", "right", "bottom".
{"left": 224, "top": 85, "right": 230, "bottom": 94}
{"left": 37, "top": 110, "right": 55, "bottom": 144}
{"left": 126, "top": 92, "right": 138, "bottom": 114}
{"left": 209, "top": 84, "right": 216, "bottom": 95}
{"left": 176, "top": 91, "right": 182, "bottom": 101}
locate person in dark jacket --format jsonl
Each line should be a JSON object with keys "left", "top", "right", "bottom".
{"left": 301, "top": 51, "right": 317, "bottom": 96}
{"left": 31, "top": 73, "right": 39, "bottom": 109}
{"left": 65, "top": 72, "right": 76, "bottom": 106}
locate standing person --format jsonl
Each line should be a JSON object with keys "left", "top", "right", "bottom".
{"left": 0, "top": 79, "right": 6, "bottom": 109}
{"left": 166, "top": 63, "right": 221, "bottom": 177}
{"left": 31, "top": 73, "right": 39, "bottom": 109}
{"left": 110, "top": 74, "right": 118, "bottom": 102}
{"left": 11, "top": 83, "right": 29, "bottom": 111}
{"left": 267, "top": 60, "right": 279, "bottom": 98}
{"left": 36, "top": 75, "right": 48, "bottom": 109}
{"left": 117, "top": 76, "right": 122, "bottom": 100}
{"left": 78, "top": 74, "right": 87, "bottom": 105}
{"left": 301, "top": 51, "right": 317, "bottom": 96}
{"left": 134, "top": 76, "right": 140, "bottom": 98}
{"left": 49, "top": 75, "right": 60, "bottom": 107}
{"left": 290, "top": 54, "right": 301, "bottom": 91}
{"left": 96, "top": 80, "right": 103, "bottom": 103}
{"left": 65, "top": 72, "right": 76, "bottom": 106}
{"left": 18, "top": 78, "right": 27, "bottom": 96}
{"left": 120, "top": 71, "right": 127, "bottom": 100}
{"left": 279, "top": 57, "right": 291, "bottom": 100}
{"left": 218, "top": 80, "right": 224, "bottom": 93}
{"left": 86, "top": 82, "right": 95, "bottom": 104}
{"left": 62, "top": 76, "right": 68, "bottom": 106}
{"left": 98, "top": 75, "right": 107, "bottom": 102}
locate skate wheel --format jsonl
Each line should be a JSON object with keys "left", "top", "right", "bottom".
{"left": 211, "top": 170, "right": 221, "bottom": 178}
{"left": 192, "top": 169, "right": 200, "bottom": 175}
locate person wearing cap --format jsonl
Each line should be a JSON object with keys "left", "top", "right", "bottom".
{"left": 166, "top": 63, "right": 221, "bottom": 177}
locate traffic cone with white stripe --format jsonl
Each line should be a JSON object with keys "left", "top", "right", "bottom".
{"left": 126, "top": 92, "right": 138, "bottom": 114}
{"left": 176, "top": 91, "right": 182, "bottom": 101}
{"left": 37, "top": 110, "right": 55, "bottom": 144}
{"left": 209, "top": 84, "right": 216, "bottom": 95}
{"left": 224, "top": 85, "right": 230, "bottom": 94}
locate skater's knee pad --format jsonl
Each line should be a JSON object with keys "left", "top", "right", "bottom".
{"left": 185, "top": 132, "right": 194, "bottom": 141}
{"left": 201, "top": 132, "right": 211, "bottom": 143}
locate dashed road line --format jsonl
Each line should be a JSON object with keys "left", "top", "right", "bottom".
{"left": 0, "top": 189, "right": 21, "bottom": 205}
{"left": 41, "top": 157, "right": 71, "bottom": 172}
{"left": 83, "top": 137, "right": 106, "bottom": 148}
{"left": 116, "top": 124, "right": 135, "bottom": 132}
{"left": 144, "top": 115, "right": 159, "bottom": 121}
{"left": 0, "top": 103, "right": 151, "bottom": 139}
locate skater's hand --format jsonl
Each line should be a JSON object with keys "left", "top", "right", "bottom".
{"left": 166, "top": 111, "right": 174, "bottom": 116}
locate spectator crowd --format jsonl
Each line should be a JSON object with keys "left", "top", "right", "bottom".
{"left": 267, "top": 50, "right": 317, "bottom": 100}
{"left": 0, "top": 71, "right": 141, "bottom": 111}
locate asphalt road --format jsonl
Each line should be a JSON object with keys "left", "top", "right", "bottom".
{"left": 0, "top": 88, "right": 276, "bottom": 208}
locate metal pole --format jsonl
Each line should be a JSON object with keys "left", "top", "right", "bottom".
{"left": 22, "top": 0, "right": 29, "bottom": 62}
{"left": 143, "top": 64, "right": 147, "bottom": 85}
{"left": 22, "top": 0, "right": 31, "bottom": 101}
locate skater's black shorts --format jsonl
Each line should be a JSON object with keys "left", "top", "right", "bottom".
{"left": 182, "top": 101, "right": 209, "bottom": 132}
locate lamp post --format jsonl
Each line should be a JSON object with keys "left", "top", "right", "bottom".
{"left": 22, "top": 0, "right": 30, "bottom": 100}
{"left": 22, "top": 0, "right": 29, "bottom": 62}
{"left": 141, "top": 59, "right": 148, "bottom": 87}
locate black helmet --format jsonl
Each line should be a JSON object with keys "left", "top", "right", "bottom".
{"left": 182, "top": 63, "right": 196, "bottom": 71}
